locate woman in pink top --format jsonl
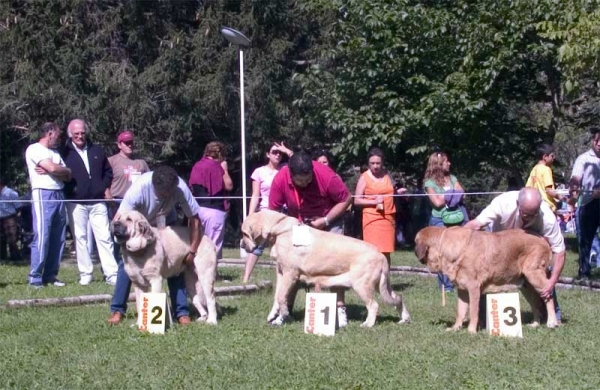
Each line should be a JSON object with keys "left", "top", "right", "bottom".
{"left": 243, "top": 142, "right": 293, "bottom": 282}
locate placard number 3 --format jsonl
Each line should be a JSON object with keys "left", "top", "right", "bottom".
{"left": 503, "top": 306, "right": 517, "bottom": 326}
{"left": 151, "top": 306, "right": 163, "bottom": 324}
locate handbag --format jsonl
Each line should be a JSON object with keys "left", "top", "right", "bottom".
{"left": 441, "top": 206, "right": 464, "bottom": 225}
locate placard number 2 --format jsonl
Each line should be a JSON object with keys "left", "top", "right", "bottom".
{"left": 503, "top": 306, "right": 517, "bottom": 326}
{"left": 151, "top": 306, "right": 163, "bottom": 324}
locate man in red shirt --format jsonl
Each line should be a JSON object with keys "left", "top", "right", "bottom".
{"left": 269, "top": 151, "right": 352, "bottom": 326}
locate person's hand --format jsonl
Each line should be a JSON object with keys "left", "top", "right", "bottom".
{"left": 184, "top": 252, "right": 196, "bottom": 266}
{"left": 310, "top": 218, "right": 327, "bottom": 230}
{"left": 540, "top": 281, "right": 554, "bottom": 301}
{"left": 104, "top": 189, "right": 113, "bottom": 200}
{"left": 34, "top": 166, "right": 47, "bottom": 175}
{"left": 274, "top": 142, "right": 293, "bottom": 157}
{"left": 221, "top": 160, "right": 229, "bottom": 172}
{"left": 396, "top": 187, "right": 408, "bottom": 195}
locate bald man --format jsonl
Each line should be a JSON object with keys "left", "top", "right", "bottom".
{"left": 61, "top": 119, "right": 118, "bottom": 286}
{"left": 464, "top": 188, "right": 565, "bottom": 322}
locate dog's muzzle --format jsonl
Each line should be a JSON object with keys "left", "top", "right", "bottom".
{"left": 111, "top": 221, "right": 129, "bottom": 242}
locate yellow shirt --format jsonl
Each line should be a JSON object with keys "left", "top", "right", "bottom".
{"left": 526, "top": 163, "right": 556, "bottom": 212}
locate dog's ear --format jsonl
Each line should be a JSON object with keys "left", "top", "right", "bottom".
{"left": 137, "top": 220, "right": 156, "bottom": 244}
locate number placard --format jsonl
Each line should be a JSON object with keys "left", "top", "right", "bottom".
{"left": 304, "top": 293, "right": 337, "bottom": 336}
{"left": 138, "top": 292, "right": 167, "bottom": 334}
{"left": 486, "top": 292, "right": 523, "bottom": 338}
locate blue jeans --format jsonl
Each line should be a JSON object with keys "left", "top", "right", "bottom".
{"left": 110, "top": 258, "right": 190, "bottom": 319}
{"left": 576, "top": 200, "right": 600, "bottom": 277}
{"left": 429, "top": 216, "right": 454, "bottom": 292}
{"left": 29, "top": 189, "right": 66, "bottom": 285}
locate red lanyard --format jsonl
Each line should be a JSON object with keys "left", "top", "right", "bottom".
{"left": 292, "top": 185, "right": 303, "bottom": 222}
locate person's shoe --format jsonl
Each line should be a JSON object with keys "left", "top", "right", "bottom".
{"left": 105, "top": 275, "right": 117, "bottom": 286}
{"left": 107, "top": 312, "right": 123, "bottom": 325}
{"left": 49, "top": 280, "right": 66, "bottom": 287}
{"left": 177, "top": 315, "right": 192, "bottom": 326}
{"left": 29, "top": 282, "right": 43, "bottom": 289}
{"left": 337, "top": 306, "right": 348, "bottom": 328}
{"left": 79, "top": 275, "right": 93, "bottom": 286}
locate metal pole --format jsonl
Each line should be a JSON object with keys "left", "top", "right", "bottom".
{"left": 240, "top": 49, "right": 248, "bottom": 221}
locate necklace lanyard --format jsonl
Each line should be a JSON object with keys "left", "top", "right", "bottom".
{"left": 292, "top": 185, "right": 303, "bottom": 222}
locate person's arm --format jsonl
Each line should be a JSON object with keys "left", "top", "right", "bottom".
{"left": 37, "top": 159, "right": 72, "bottom": 182}
{"left": 311, "top": 194, "right": 352, "bottom": 230}
{"left": 353, "top": 176, "right": 379, "bottom": 207}
{"left": 425, "top": 187, "right": 445, "bottom": 208}
{"left": 248, "top": 179, "right": 261, "bottom": 215}
{"left": 184, "top": 215, "right": 202, "bottom": 265}
{"left": 541, "top": 250, "right": 565, "bottom": 300}
{"left": 454, "top": 178, "right": 465, "bottom": 192}
{"left": 221, "top": 160, "right": 233, "bottom": 191}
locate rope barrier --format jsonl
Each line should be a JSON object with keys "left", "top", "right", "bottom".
{"left": 0, "top": 190, "right": 578, "bottom": 203}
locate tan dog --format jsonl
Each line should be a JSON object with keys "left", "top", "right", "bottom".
{"left": 414, "top": 226, "right": 558, "bottom": 333}
{"left": 111, "top": 210, "right": 218, "bottom": 324}
{"left": 241, "top": 209, "right": 410, "bottom": 327}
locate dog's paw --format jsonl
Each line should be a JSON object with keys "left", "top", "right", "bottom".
{"left": 360, "top": 321, "right": 375, "bottom": 328}
{"left": 196, "top": 315, "right": 208, "bottom": 323}
{"left": 546, "top": 320, "right": 559, "bottom": 329}
{"left": 206, "top": 317, "right": 218, "bottom": 325}
{"left": 269, "top": 315, "right": 289, "bottom": 326}
{"left": 467, "top": 327, "right": 477, "bottom": 334}
{"left": 266, "top": 311, "right": 279, "bottom": 324}
{"left": 398, "top": 317, "right": 411, "bottom": 325}
{"left": 445, "top": 326, "right": 460, "bottom": 332}
{"left": 527, "top": 321, "right": 540, "bottom": 328}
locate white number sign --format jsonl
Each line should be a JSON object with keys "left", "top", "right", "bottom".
{"left": 486, "top": 292, "right": 523, "bottom": 338}
{"left": 138, "top": 292, "right": 167, "bottom": 334}
{"left": 304, "top": 293, "right": 337, "bottom": 336}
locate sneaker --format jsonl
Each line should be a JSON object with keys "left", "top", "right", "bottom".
{"left": 79, "top": 275, "right": 93, "bottom": 286}
{"left": 29, "top": 283, "right": 43, "bottom": 289}
{"left": 49, "top": 280, "right": 66, "bottom": 287}
{"left": 105, "top": 275, "right": 117, "bottom": 286}
{"left": 337, "top": 306, "right": 348, "bottom": 328}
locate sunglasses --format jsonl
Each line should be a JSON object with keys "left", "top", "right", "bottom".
{"left": 122, "top": 141, "right": 134, "bottom": 147}
{"left": 270, "top": 150, "right": 282, "bottom": 155}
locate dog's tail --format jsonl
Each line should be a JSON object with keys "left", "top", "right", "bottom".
{"left": 378, "top": 257, "right": 401, "bottom": 308}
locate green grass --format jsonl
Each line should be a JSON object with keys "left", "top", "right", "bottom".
{"left": 1, "top": 247, "right": 600, "bottom": 389}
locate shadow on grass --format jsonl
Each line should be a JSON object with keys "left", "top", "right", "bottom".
{"left": 390, "top": 282, "right": 414, "bottom": 291}
{"left": 190, "top": 304, "right": 238, "bottom": 320}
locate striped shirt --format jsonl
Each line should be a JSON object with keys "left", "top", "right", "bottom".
{"left": 571, "top": 149, "right": 600, "bottom": 206}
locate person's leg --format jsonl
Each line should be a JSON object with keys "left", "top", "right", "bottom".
{"left": 3, "top": 216, "right": 19, "bottom": 260}
{"left": 167, "top": 273, "right": 190, "bottom": 320}
{"left": 28, "top": 189, "right": 50, "bottom": 285}
{"left": 429, "top": 216, "right": 454, "bottom": 291}
{"left": 109, "top": 258, "right": 132, "bottom": 315}
{"left": 591, "top": 232, "right": 600, "bottom": 267}
{"left": 0, "top": 218, "right": 8, "bottom": 260}
{"left": 578, "top": 200, "right": 599, "bottom": 278}
{"left": 243, "top": 243, "right": 264, "bottom": 283}
{"left": 41, "top": 192, "right": 66, "bottom": 284}
{"left": 68, "top": 203, "right": 94, "bottom": 284}
{"left": 89, "top": 202, "right": 118, "bottom": 283}
{"left": 199, "top": 207, "right": 227, "bottom": 260}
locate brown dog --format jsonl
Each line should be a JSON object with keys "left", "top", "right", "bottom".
{"left": 414, "top": 226, "right": 558, "bottom": 333}
{"left": 240, "top": 209, "right": 410, "bottom": 327}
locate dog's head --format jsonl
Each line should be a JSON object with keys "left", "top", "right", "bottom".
{"left": 111, "top": 210, "right": 156, "bottom": 253}
{"left": 414, "top": 226, "right": 446, "bottom": 272}
{"left": 240, "top": 210, "right": 289, "bottom": 253}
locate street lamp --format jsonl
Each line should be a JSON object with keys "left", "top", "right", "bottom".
{"left": 220, "top": 26, "right": 251, "bottom": 223}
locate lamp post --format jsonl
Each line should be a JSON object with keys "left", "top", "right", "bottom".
{"left": 220, "top": 26, "right": 251, "bottom": 223}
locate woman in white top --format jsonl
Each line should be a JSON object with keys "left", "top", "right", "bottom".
{"left": 242, "top": 142, "right": 293, "bottom": 282}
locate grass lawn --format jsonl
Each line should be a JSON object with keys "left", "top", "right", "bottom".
{"left": 1, "top": 246, "right": 600, "bottom": 389}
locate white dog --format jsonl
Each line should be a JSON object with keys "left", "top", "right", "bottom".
{"left": 241, "top": 209, "right": 410, "bottom": 327}
{"left": 111, "top": 210, "right": 218, "bottom": 324}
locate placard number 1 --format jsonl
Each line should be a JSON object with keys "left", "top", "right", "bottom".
{"left": 321, "top": 307, "right": 329, "bottom": 325}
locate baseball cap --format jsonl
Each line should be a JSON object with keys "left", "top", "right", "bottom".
{"left": 117, "top": 131, "right": 134, "bottom": 143}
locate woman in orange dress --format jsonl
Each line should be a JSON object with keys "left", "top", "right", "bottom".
{"left": 354, "top": 147, "right": 407, "bottom": 263}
